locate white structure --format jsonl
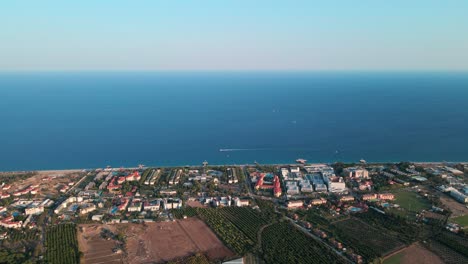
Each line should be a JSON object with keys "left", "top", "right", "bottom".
{"left": 450, "top": 189, "right": 468, "bottom": 203}
{"left": 79, "top": 204, "right": 96, "bottom": 215}
{"left": 324, "top": 176, "right": 347, "bottom": 193}
{"left": 344, "top": 167, "right": 369, "bottom": 179}
{"left": 314, "top": 183, "right": 328, "bottom": 192}
{"left": 290, "top": 167, "right": 300, "bottom": 173}
{"left": 25, "top": 206, "right": 44, "bottom": 215}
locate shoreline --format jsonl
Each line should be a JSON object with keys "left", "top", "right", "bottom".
{"left": 0, "top": 161, "right": 467, "bottom": 173}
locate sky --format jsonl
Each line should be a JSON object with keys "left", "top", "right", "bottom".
{"left": 1, "top": 1, "right": 468, "bottom": 71}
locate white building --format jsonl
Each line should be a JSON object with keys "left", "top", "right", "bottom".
{"left": 79, "top": 204, "right": 96, "bottom": 215}
{"left": 343, "top": 167, "right": 369, "bottom": 179}
{"left": 450, "top": 189, "right": 468, "bottom": 203}
{"left": 291, "top": 167, "right": 301, "bottom": 173}
{"left": 25, "top": 206, "right": 44, "bottom": 215}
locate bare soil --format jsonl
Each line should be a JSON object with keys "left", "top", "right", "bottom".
{"left": 77, "top": 224, "right": 124, "bottom": 264}
{"left": 79, "top": 218, "right": 234, "bottom": 264}
{"left": 440, "top": 193, "right": 468, "bottom": 217}
{"left": 401, "top": 243, "right": 444, "bottom": 264}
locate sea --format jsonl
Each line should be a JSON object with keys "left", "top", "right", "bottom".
{"left": 1, "top": 71, "right": 468, "bottom": 171}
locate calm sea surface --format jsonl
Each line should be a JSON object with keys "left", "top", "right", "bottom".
{"left": 1, "top": 72, "right": 467, "bottom": 171}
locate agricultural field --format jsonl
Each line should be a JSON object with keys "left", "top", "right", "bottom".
{"left": 218, "top": 207, "right": 268, "bottom": 241}
{"left": 383, "top": 243, "right": 443, "bottom": 264}
{"left": 171, "top": 207, "right": 198, "bottom": 219}
{"left": 451, "top": 214, "right": 468, "bottom": 227}
{"left": 197, "top": 208, "right": 254, "bottom": 254}
{"left": 261, "top": 222, "right": 347, "bottom": 264}
{"left": 434, "top": 231, "right": 468, "bottom": 258}
{"left": 356, "top": 210, "right": 421, "bottom": 243}
{"left": 426, "top": 239, "right": 468, "bottom": 264}
{"left": 77, "top": 224, "right": 124, "bottom": 264}
{"left": 439, "top": 194, "right": 468, "bottom": 217}
{"left": 79, "top": 220, "right": 234, "bottom": 264}
{"left": 392, "top": 189, "right": 431, "bottom": 212}
{"left": 332, "top": 218, "right": 405, "bottom": 261}
{"left": 44, "top": 223, "right": 80, "bottom": 264}
{"left": 124, "top": 219, "right": 234, "bottom": 263}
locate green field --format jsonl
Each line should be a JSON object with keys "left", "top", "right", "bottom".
{"left": 452, "top": 215, "right": 468, "bottom": 227}
{"left": 383, "top": 252, "right": 404, "bottom": 264}
{"left": 393, "top": 190, "right": 431, "bottom": 212}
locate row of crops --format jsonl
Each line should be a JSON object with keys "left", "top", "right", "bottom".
{"left": 197, "top": 208, "right": 254, "bottom": 255}
{"left": 356, "top": 209, "right": 421, "bottom": 243}
{"left": 5, "top": 229, "right": 39, "bottom": 242}
{"left": 217, "top": 207, "right": 268, "bottom": 241}
{"left": 261, "top": 222, "right": 347, "bottom": 264}
{"left": 171, "top": 207, "right": 198, "bottom": 219}
{"left": 332, "top": 218, "right": 404, "bottom": 261}
{"left": 44, "top": 223, "right": 80, "bottom": 264}
{"left": 435, "top": 231, "right": 468, "bottom": 258}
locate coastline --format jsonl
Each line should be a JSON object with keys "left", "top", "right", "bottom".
{"left": 1, "top": 161, "right": 467, "bottom": 173}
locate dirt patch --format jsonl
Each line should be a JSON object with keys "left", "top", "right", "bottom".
{"left": 80, "top": 219, "right": 234, "bottom": 264}
{"left": 10, "top": 169, "right": 84, "bottom": 197}
{"left": 124, "top": 218, "right": 234, "bottom": 263}
{"left": 384, "top": 243, "right": 444, "bottom": 264}
{"left": 440, "top": 193, "right": 468, "bottom": 218}
{"left": 77, "top": 224, "right": 124, "bottom": 264}
{"left": 185, "top": 200, "right": 206, "bottom": 208}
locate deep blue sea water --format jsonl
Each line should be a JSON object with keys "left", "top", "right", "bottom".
{"left": 1, "top": 72, "right": 468, "bottom": 171}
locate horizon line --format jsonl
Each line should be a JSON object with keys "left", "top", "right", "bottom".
{"left": 1, "top": 69, "right": 468, "bottom": 73}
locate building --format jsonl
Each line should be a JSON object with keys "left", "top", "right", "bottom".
{"left": 310, "top": 198, "right": 327, "bottom": 206}
{"left": 79, "top": 204, "right": 97, "bottom": 215}
{"left": 314, "top": 183, "right": 328, "bottom": 192}
{"left": 378, "top": 193, "right": 395, "bottom": 200}
{"left": 227, "top": 168, "right": 238, "bottom": 184}
{"left": 324, "top": 176, "right": 346, "bottom": 193}
{"left": 300, "top": 183, "right": 314, "bottom": 193}
{"left": 0, "top": 216, "right": 22, "bottom": 229}
{"left": 290, "top": 167, "right": 300, "bottom": 173}
{"left": 361, "top": 194, "right": 378, "bottom": 201}
{"left": 445, "top": 167, "right": 464, "bottom": 175}
{"left": 287, "top": 200, "right": 304, "bottom": 209}
{"left": 450, "top": 189, "right": 468, "bottom": 203}
{"left": 344, "top": 168, "right": 369, "bottom": 179}
{"left": 273, "top": 175, "right": 282, "bottom": 197}
{"left": 340, "top": 196, "right": 355, "bottom": 202}
{"left": 143, "top": 200, "right": 161, "bottom": 211}
{"left": 127, "top": 201, "right": 142, "bottom": 212}
{"left": 25, "top": 206, "right": 44, "bottom": 215}
{"left": 92, "top": 214, "right": 104, "bottom": 221}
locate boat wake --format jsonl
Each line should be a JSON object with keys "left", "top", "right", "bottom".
{"left": 219, "top": 148, "right": 268, "bottom": 152}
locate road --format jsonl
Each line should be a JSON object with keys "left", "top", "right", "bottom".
{"left": 285, "top": 217, "right": 354, "bottom": 264}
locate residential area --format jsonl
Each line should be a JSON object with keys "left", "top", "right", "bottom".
{"left": 0, "top": 161, "right": 467, "bottom": 264}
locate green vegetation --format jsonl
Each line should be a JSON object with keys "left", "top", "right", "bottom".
{"left": 0, "top": 249, "right": 34, "bottom": 264}
{"left": 197, "top": 208, "right": 254, "bottom": 254}
{"left": 139, "top": 168, "right": 152, "bottom": 185}
{"left": 218, "top": 207, "right": 268, "bottom": 241}
{"left": 171, "top": 207, "right": 198, "bottom": 219}
{"left": 332, "top": 218, "right": 404, "bottom": 261}
{"left": 255, "top": 199, "right": 279, "bottom": 221}
{"left": 434, "top": 232, "right": 468, "bottom": 258}
{"left": 4, "top": 228, "right": 40, "bottom": 242}
{"left": 356, "top": 210, "right": 421, "bottom": 243}
{"left": 393, "top": 189, "right": 431, "bottom": 212}
{"left": 452, "top": 215, "right": 468, "bottom": 227}
{"left": 44, "top": 223, "right": 80, "bottom": 264}
{"left": 168, "top": 253, "right": 211, "bottom": 264}
{"left": 383, "top": 252, "right": 404, "bottom": 264}
{"left": 261, "top": 222, "right": 347, "bottom": 264}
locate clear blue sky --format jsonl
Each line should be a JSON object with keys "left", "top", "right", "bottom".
{"left": 1, "top": 1, "right": 468, "bottom": 71}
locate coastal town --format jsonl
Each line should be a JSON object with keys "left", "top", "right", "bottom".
{"left": 0, "top": 161, "right": 468, "bottom": 264}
